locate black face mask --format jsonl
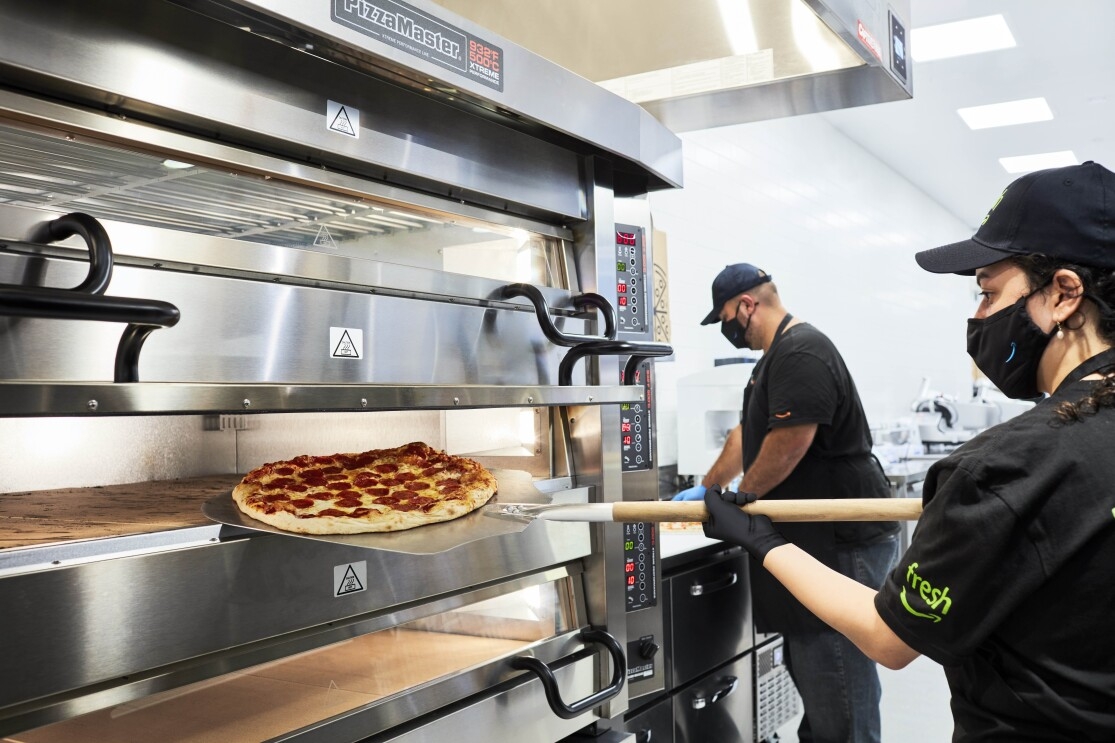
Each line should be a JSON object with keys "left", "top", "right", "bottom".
{"left": 721, "top": 303, "right": 756, "bottom": 349}
{"left": 966, "top": 294, "right": 1053, "bottom": 399}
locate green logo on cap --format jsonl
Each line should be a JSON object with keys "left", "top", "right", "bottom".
{"left": 982, "top": 188, "right": 1007, "bottom": 225}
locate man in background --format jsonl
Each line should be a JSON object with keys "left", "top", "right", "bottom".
{"left": 677, "top": 263, "right": 899, "bottom": 743}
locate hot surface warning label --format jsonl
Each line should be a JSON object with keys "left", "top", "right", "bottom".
{"left": 331, "top": 0, "right": 504, "bottom": 91}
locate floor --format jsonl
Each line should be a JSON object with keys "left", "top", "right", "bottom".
{"left": 773, "top": 655, "right": 954, "bottom": 742}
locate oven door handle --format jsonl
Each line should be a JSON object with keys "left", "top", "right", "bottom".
{"left": 501, "top": 283, "right": 616, "bottom": 346}
{"left": 509, "top": 627, "right": 626, "bottom": 720}
{"left": 27, "top": 212, "right": 113, "bottom": 295}
{"left": 689, "top": 570, "right": 738, "bottom": 597}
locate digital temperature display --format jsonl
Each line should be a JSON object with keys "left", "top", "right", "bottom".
{"left": 616, "top": 231, "right": 637, "bottom": 246}
{"left": 617, "top": 283, "right": 627, "bottom": 294}
{"left": 617, "top": 261, "right": 627, "bottom": 271}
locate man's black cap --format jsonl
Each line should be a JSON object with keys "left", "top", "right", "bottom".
{"left": 916, "top": 161, "right": 1115, "bottom": 275}
{"left": 700, "top": 263, "right": 772, "bottom": 325}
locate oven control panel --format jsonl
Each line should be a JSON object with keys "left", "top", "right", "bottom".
{"left": 614, "top": 224, "right": 648, "bottom": 334}
{"left": 624, "top": 521, "right": 658, "bottom": 611}
{"left": 620, "top": 361, "right": 653, "bottom": 472}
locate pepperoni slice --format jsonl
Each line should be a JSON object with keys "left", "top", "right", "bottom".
{"left": 274, "top": 466, "right": 296, "bottom": 476}
{"left": 317, "top": 508, "right": 346, "bottom": 517}
{"left": 312, "top": 455, "right": 337, "bottom": 464}
{"left": 264, "top": 477, "right": 296, "bottom": 490}
{"left": 393, "top": 501, "right": 420, "bottom": 511}
{"left": 336, "top": 498, "right": 362, "bottom": 509}
{"left": 263, "top": 493, "right": 288, "bottom": 503}
{"left": 395, "top": 472, "right": 418, "bottom": 482}
{"left": 287, "top": 483, "right": 309, "bottom": 493}
{"left": 326, "top": 481, "right": 353, "bottom": 491}
{"left": 407, "top": 495, "right": 435, "bottom": 507}
{"left": 405, "top": 481, "right": 430, "bottom": 491}
{"left": 373, "top": 463, "right": 398, "bottom": 474}
{"left": 300, "top": 468, "right": 326, "bottom": 479}
{"left": 322, "top": 466, "right": 343, "bottom": 475}
{"left": 374, "top": 495, "right": 402, "bottom": 505}
{"left": 290, "top": 498, "right": 314, "bottom": 509}
{"left": 364, "top": 486, "right": 390, "bottom": 496}
{"left": 351, "top": 508, "right": 372, "bottom": 517}
{"left": 353, "top": 474, "right": 380, "bottom": 488}
{"left": 331, "top": 489, "right": 360, "bottom": 500}
{"left": 420, "top": 466, "right": 443, "bottom": 477}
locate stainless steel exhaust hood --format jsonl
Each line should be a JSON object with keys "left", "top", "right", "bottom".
{"left": 431, "top": 0, "right": 912, "bottom": 132}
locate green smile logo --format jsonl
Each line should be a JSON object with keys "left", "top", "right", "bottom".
{"left": 900, "top": 562, "right": 952, "bottom": 623}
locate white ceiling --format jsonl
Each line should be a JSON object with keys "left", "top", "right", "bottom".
{"left": 820, "top": 0, "right": 1115, "bottom": 230}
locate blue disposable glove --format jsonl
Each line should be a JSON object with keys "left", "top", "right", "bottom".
{"left": 702, "top": 486, "right": 788, "bottom": 563}
{"left": 672, "top": 484, "right": 707, "bottom": 501}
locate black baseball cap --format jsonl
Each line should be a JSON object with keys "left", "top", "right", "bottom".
{"left": 916, "top": 161, "right": 1115, "bottom": 275}
{"left": 700, "top": 263, "right": 772, "bottom": 325}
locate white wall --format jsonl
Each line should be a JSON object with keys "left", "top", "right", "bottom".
{"left": 649, "top": 114, "right": 977, "bottom": 470}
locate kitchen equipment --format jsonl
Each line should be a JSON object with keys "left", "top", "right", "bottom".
{"left": 0, "top": 1, "right": 680, "bottom": 741}
{"left": 487, "top": 498, "right": 924, "bottom": 523}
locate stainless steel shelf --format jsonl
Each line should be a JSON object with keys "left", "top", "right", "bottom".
{"left": 0, "top": 382, "right": 641, "bottom": 416}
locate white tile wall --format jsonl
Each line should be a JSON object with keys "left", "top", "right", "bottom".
{"left": 649, "top": 114, "right": 978, "bottom": 470}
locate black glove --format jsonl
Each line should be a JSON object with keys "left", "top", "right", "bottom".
{"left": 702, "top": 485, "right": 788, "bottom": 564}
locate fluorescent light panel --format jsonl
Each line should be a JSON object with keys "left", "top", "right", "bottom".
{"left": 958, "top": 98, "right": 1052, "bottom": 130}
{"left": 911, "top": 15, "right": 1015, "bottom": 61}
{"left": 999, "top": 151, "right": 1078, "bottom": 174}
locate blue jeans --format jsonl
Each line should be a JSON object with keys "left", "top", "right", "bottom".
{"left": 781, "top": 534, "right": 900, "bottom": 743}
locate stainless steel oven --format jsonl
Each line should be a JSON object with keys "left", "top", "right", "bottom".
{"left": 0, "top": 2, "right": 681, "bottom": 740}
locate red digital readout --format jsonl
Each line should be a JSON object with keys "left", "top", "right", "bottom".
{"left": 616, "top": 231, "right": 637, "bottom": 246}
{"left": 618, "top": 296, "right": 628, "bottom": 306}
{"left": 627, "top": 576, "right": 636, "bottom": 586}
{"left": 623, "top": 435, "right": 632, "bottom": 445}
{"left": 621, "top": 422, "right": 632, "bottom": 432}
{"left": 626, "top": 562, "right": 635, "bottom": 573}
{"left": 617, "top": 283, "right": 627, "bottom": 294}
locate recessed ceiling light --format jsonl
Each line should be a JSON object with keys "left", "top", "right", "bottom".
{"left": 999, "top": 151, "right": 1078, "bottom": 174}
{"left": 958, "top": 98, "right": 1052, "bottom": 130}
{"left": 911, "top": 15, "right": 1015, "bottom": 62}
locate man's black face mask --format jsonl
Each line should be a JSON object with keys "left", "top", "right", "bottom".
{"left": 721, "top": 302, "right": 756, "bottom": 350}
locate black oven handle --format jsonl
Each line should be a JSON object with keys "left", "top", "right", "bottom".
{"left": 557, "top": 340, "right": 673, "bottom": 386}
{"left": 689, "top": 570, "right": 738, "bottom": 597}
{"left": 27, "top": 212, "right": 114, "bottom": 295}
{"left": 2, "top": 213, "right": 182, "bottom": 382}
{"left": 509, "top": 627, "right": 626, "bottom": 720}
{"left": 501, "top": 283, "right": 617, "bottom": 345}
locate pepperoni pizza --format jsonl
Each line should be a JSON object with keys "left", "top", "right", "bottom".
{"left": 232, "top": 441, "right": 498, "bottom": 534}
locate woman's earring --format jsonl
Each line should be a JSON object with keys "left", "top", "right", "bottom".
{"left": 1056, "top": 322, "right": 1065, "bottom": 340}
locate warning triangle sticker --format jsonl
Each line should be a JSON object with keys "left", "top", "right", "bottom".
{"left": 329, "top": 106, "right": 357, "bottom": 136}
{"left": 314, "top": 224, "right": 337, "bottom": 249}
{"left": 332, "top": 330, "right": 360, "bottom": 359}
{"left": 336, "top": 564, "right": 365, "bottom": 596}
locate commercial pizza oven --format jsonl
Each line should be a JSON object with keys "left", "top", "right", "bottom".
{"left": 0, "top": 1, "right": 681, "bottom": 741}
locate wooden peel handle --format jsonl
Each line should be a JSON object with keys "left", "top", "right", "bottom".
{"left": 612, "top": 498, "right": 923, "bottom": 523}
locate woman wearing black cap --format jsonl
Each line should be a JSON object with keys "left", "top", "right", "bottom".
{"left": 703, "top": 161, "right": 1115, "bottom": 741}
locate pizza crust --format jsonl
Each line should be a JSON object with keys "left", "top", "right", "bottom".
{"left": 231, "top": 442, "right": 497, "bottom": 534}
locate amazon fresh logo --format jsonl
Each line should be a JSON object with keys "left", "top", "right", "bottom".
{"left": 899, "top": 562, "right": 952, "bottom": 623}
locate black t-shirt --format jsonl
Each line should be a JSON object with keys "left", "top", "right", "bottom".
{"left": 744, "top": 321, "right": 897, "bottom": 633}
{"left": 875, "top": 359, "right": 1115, "bottom": 740}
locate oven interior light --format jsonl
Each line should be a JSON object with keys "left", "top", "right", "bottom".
{"left": 161, "top": 159, "right": 195, "bottom": 170}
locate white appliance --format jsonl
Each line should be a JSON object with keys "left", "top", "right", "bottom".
{"left": 676, "top": 361, "right": 756, "bottom": 479}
